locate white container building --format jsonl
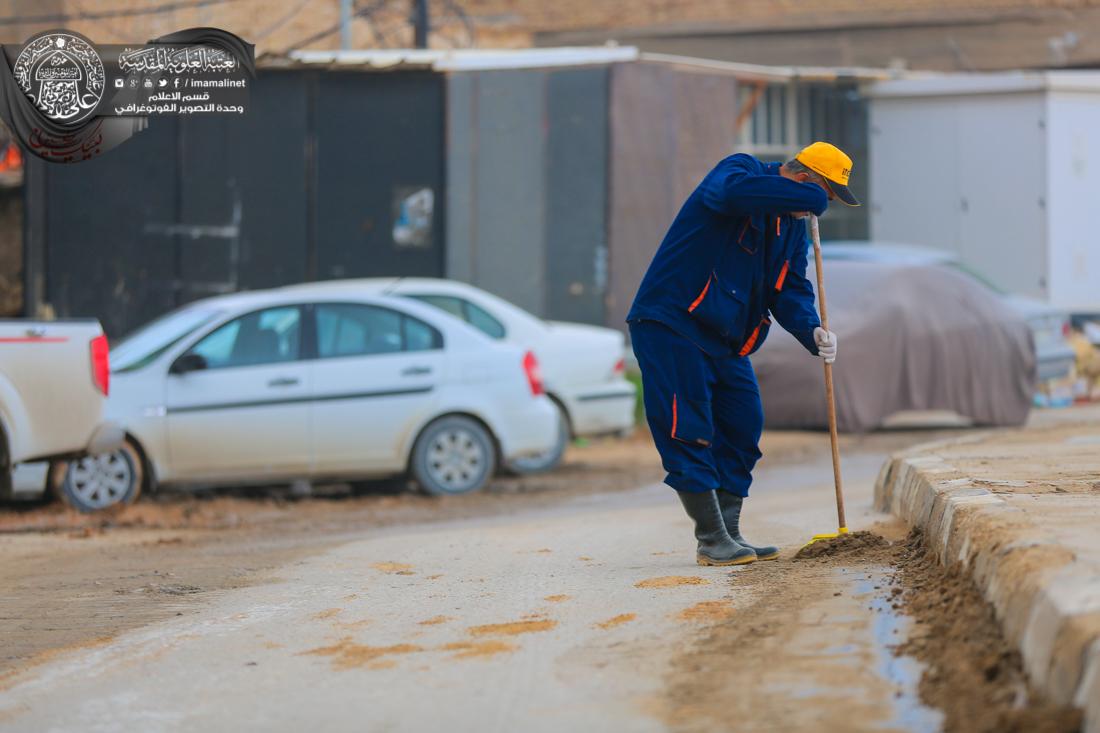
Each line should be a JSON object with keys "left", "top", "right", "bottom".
{"left": 868, "top": 72, "right": 1100, "bottom": 313}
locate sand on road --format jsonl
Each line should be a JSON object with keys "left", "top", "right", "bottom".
{"left": 0, "top": 430, "right": 954, "bottom": 733}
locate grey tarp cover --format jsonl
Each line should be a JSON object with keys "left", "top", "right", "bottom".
{"left": 753, "top": 261, "right": 1036, "bottom": 432}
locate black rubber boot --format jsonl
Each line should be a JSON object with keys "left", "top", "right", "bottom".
{"left": 717, "top": 491, "right": 780, "bottom": 560}
{"left": 677, "top": 491, "right": 756, "bottom": 566}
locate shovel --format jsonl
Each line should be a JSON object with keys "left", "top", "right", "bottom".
{"left": 803, "top": 214, "right": 848, "bottom": 546}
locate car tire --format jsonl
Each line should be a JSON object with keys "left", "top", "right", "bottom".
{"left": 51, "top": 439, "right": 144, "bottom": 513}
{"left": 507, "top": 401, "right": 569, "bottom": 474}
{"left": 410, "top": 416, "right": 496, "bottom": 496}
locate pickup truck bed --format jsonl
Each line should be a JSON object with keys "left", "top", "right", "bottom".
{"left": 0, "top": 319, "right": 122, "bottom": 494}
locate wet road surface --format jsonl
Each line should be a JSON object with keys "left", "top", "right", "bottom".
{"left": 0, "top": 442, "right": 944, "bottom": 732}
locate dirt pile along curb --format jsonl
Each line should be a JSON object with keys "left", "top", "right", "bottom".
{"left": 873, "top": 420, "right": 1100, "bottom": 733}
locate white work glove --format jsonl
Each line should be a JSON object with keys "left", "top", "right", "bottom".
{"left": 814, "top": 327, "right": 838, "bottom": 364}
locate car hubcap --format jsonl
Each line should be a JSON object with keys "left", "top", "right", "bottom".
{"left": 69, "top": 452, "right": 133, "bottom": 509}
{"left": 426, "top": 428, "right": 485, "bottom": 492}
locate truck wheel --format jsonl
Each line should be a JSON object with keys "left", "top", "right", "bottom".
{"left": 410, "top": 416, "right": 496, "bottom": 496}
{"left": 51, "top": 440, "right": 144, "bottom": 513}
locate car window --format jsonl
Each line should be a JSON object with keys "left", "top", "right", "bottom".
{"left": 405, "top": 294, "right": 465, "bottom": 319}
{"left": 189, "top": 306, "right": 301, "bottom": 369}
{"left": 111, "top": 306, "right": 224, "bottom": 373}
{"left": 316, "top": 303, "right": 441, "bottom": 358}
{"left": 403, "top": 317, "right": 438, "bottom": 351}
{"left": 404, "top": 293, "right": 506, "bottom": 340}
{"left": 464, "top": 300, "right": 506, "bottom": 340}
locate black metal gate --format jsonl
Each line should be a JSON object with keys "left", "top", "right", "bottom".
{"left": 24, "top": 69, "right": 445, "bottom": 338}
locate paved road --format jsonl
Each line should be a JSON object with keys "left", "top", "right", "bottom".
{"left": 0, "top": 447, "right": 928, "bottom": 733}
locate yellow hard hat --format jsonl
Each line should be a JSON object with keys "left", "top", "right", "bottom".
{"left": 795, "top": 142, "right": 859, "bottom": 207}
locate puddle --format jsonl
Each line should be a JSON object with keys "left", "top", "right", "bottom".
{"left": 849, "top": 569, "right": 943, "bottom": 732}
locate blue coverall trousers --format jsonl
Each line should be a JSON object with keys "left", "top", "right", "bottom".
{"left": 629, "top": 319, "right": 763, "bottom": 497}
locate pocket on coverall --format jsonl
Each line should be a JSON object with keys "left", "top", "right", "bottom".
{"left": 687, "top": 271, "right": 748, "bottom": 341}
{"left": 671, "top": 394, "right": 713, "bottom": 447}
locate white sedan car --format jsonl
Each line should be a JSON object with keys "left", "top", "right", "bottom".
{"left": 281, "top": 278, "right": 637, "bottom": 472}
{"left": 51, "top": 286, "right": 557, "bottom": 511}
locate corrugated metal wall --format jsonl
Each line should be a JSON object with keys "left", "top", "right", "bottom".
{"left": 446, "top": 70, "right": 548, "bottom": 317}
{"left": 606, "top": 62, "right": 740, "bottom": 333}
{"left": 446, "top": 66, "right": 609, "bottom": 325}
{"left": 37, "top": 117, "right": 180, "bottom": 337}
{"left": 315, "top": 72, "right": 445, "bottom": 280}
{"left": 25, "top": 58, "right": 868, "bottom": 339}
{"left": 26, "top": 70, "right": 445, "bottom": 338}
{"left": 544, "top": 69, "right": 608, "bottom": 325}
{"left": 606, "top": 65, "right": 870, "bottom": 332}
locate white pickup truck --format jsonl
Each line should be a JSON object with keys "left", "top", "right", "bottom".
{"left": 0, "top": 319, "right": 123, "bottom": 504}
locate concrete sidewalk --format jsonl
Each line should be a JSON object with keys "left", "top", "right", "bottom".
{"left": 875, "top": 404, "right": 1100, "bottom": 732}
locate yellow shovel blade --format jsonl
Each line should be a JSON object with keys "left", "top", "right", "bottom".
{"left": 801, "top": 526, "right": 849, "bottom": 549}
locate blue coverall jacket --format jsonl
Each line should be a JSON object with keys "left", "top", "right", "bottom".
{"left": 626, "top": 154, "right": 827, "bottom": 357}
{"left": 626, "top": 154, "right": 828, "bottom": 497}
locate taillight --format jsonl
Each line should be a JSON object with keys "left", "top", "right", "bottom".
{"left": 90, "top": 334, "right": 109, "bottom": 396}
{"left": 612, "top": 357, "right": 625, "bottom": 376}
{"left": 1063, "top": 320, "right": 1072, "bottom": 339}
{"left": 522, "top": 350, "right": 544, "bottom": 396}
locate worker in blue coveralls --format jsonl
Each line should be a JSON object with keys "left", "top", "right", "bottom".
{"left": 627, "top": 141, "right": 859, "bottom": 566}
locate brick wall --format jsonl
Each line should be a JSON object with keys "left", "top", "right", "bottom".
{"left": 5, "top": 0, "right": 1097, "bottom": 59}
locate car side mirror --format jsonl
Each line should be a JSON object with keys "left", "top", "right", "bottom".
{"left": 170, "top": 352, "right": 207, "bottom": 375}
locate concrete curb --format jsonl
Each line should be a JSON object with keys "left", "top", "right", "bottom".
{"left": 874, "top": 443, "right": 1100, "bottom": 732}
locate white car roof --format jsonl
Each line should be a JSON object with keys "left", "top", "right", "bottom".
{"left": 281, "top": 278, "right": 548, "bottom": 334}
{"left": 281, "top": 277, "right": 511, "bottom": 300}
{"left": 173, "top": 286, "right": 496, "bottom": 348}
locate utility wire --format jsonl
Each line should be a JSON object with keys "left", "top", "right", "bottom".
{"left": 283, "top": 0, "right": 471, "bottom": 52}
{"left": 253, "top": 0, "right": 313, "bottom": 42}
{"left": 0, "top": 0, "right": 242, "bottom": 27}
{"left": 282, "top": 0, "right": 388, "bottom": 52}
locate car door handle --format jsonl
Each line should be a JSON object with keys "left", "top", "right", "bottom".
{"left": 268, "top": 377, "right": 300, "bottom": 387}
{"left": 401, "top": 366, "right": 433, "bottom": 377}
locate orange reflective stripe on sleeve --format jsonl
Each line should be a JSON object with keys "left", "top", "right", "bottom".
{"left": 775, "top": 260, "right": 789, "bottom": 290}
{"left": 688, "top": 277, "right": 711, "bottom": 312}
{"left": 775, "top": 217, "right": 780, "bottom": 236}
{"left": 738, "top": 317, "right": 770, "bottom": 356}
{"left": 671, "top": 394, "right": 678, "bottom": 437}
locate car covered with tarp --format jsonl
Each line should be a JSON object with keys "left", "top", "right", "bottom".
{"left": 754, "top": 259, "right": 1036, "bottom": 432}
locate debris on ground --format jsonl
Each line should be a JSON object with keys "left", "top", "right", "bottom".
{"left": 634, "top": 576, "right": 710, "bottom": 588}
{"left": 593, "top": 613, "right": 636, "bottom": 630}
{"left": 895, "top": 530, "right": 1083, "bottom": 733}
{"left": 792, "top": 530, "right": 891, "bottom": 560}
{"left": 466, "top": 619, "right": 557, "bottom": 637}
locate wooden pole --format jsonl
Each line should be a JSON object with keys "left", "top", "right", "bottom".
{"left": 809, "top": 215, "right": 847, "bottom": 531}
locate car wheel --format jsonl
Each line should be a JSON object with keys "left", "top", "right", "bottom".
{"left": 507, "top": 401, "right": 569, "bottom": 474}
{"left": 411, "top": 416, "right": 496, "bottom": 496}
{"left": 51, "top": 440, "right": 144, "bottom": 513}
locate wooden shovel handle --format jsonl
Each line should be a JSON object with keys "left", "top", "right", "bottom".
{"left": 809, "top": 215, "right": 847, "bottom": 531}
